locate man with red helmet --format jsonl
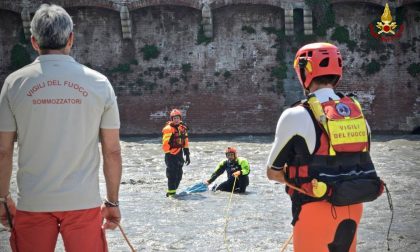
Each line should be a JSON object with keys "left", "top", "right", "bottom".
{"left": 205, "top": 147, "right": 250, "bottom": 193}
{"left": 162, "top": 109, "right": 190, "bottom": 197}
{"left": 266, "top": 43, "right": 382, "bottom": 251}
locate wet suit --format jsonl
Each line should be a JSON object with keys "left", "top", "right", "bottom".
{"left": 208, "top": 157, "right": 250, "bottom": 193}
{"left": 267, "top": 88, "right": 370, "bottom": 252}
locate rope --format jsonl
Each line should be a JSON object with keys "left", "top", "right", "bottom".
{"left": 384, "top": 183, "right": 393, "bottom": 251}
{"left": 284, "top": 181, "right": 311, "bottom": 197}
{"left": 116, "top": 222, "right": 137, "bottom": 252}
{"left": 223, "top": 176, "right": 238, "bottom": 252}
{"left": 2, "top": 201, "right": 13, "bottom": 229}
{"left": 280, "top": 233, "right": 293, "bottom": 252}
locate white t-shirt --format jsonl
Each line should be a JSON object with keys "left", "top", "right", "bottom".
{"left": 0, "top": 54, "right": 120, "bottom": 211}
{"left": 266, "top": 88, "right": 370, "bottom": 169}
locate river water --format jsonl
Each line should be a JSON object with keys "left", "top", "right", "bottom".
{"left": 1, "top": 135, "right": 419, "bottom": 252}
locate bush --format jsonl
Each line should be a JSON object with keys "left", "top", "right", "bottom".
{"left": 359, "top": 25, "right": 386, "bottom": 54}
{"left": 130, "top": 59, "right": 138, "bottom": 65}
{"left": 223, "top": 71, "right": 231, "bottom": 78}
{"left": 19, "top": 28, "right": 28, "bottom": 44}
{"left": 182, "top": 63, "right": 192, "bottom": 73}
{"left": 395, "top": 7, "right": 406, "bottom": 25}
{"left": 271, "top": 63, "right": 288, "bottom": 80}
{"left": 276, "top": 50, "right": 285, "bottom": 62}
{"left": 275, "top": 80, "right": 284, "bottom": 94}
{"left": 241, "top": 25, "right": 256, "bottom": 34}
{"left": 294, "top": 33, "right": 318, "bottom": 47}
{"left": 10, "top": 44, "right": 31, "bottom": 70}
{"left": 331, "top": 26, "right": 357, "bottom": 51}
{"left": 262, "top": 27, "right": 285, "bottom": 43}
{"left": 110, "top": 63, "right": 131, "bottom": 73}
{"left": 331, "top": 26, "right": 350, "bottom": 44}
{"left": 197, "top": 25, "right": 212, "bottom": 45}
{"left": 136, "top": 77, "right": 145, "bottom": 86}
{"left": 362, "top": 59, "right": 381, "bottom": 75}
{"left": 306, "top": 0, "right": 335, "bottom": 36}
{"left": 145, "top": 81, "right": 156, "bottom": 91}
{"left": 407, "top": 63, "right": 420, "bottom": 77}
{"left": 141, "top": 45, "right": 160, "bottom": 60}
{"left": 170, "top": 77, "right": 179, "bottom": 85}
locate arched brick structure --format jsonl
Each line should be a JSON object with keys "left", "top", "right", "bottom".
{"left": 127, "top": 0, "right": 201, "bottom": 11}
{"left": 401, "top": 0, "right": 420, "bottom": 5}
{"left": 0, "top": 0, "right": 117, "bottom": 13}
{"left": 0, "top": 0, "right": 419, "bottom": 134}
{"left": 1, "top": 0, "right": 419, "bottom": 14}
{"left": 330, "top": 0, "right": 420, "bottom": 7}
{"left": 57, "top": 0, "right": 116, "bottom": 10}
{"left": 330, "top": 0, "right": 387, "bottom": 6}
{"left": 0, "top": 2, "right": 21, "bottom": 13}
{"left": 209, "top": 0, "right": 284, "bottom": 9}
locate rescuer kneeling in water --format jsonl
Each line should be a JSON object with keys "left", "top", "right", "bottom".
{"left": 205, "top": 147, "right": 250, "bottom": 193}
{"left": 162, "top": 109, "right": 190, "bottom": 197}
{"left": 267, "top": 43, "right": 383, "bottom": 252}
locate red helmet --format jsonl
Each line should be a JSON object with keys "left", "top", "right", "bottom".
{"left": 225, "top": 147, "right": 237, "bottom": 158}
{"left": 293, "top": 42, "right": 342, "bottom": 90}
{"left": 170, "top": 109, "right": 182, "bottom": 119}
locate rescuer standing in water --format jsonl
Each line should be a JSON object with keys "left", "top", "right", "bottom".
{"left": 162, "top": 109, "right": 190, "bottom": 197}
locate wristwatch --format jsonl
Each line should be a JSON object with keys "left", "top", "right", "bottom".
{"left": 103, "top": 198, "right": 119, "bottom": 207}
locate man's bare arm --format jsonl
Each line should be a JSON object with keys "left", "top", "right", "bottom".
{"left": 0, "top": 132, "right": 15, "bottom": 197}
{"left": 100, "top": 129, "right": 122, "bottom": 203}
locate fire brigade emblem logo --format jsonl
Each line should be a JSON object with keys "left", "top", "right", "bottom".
{"left": 369, "top": 3, "right": 404, "bottom": 42}
{"left": 376, "top": 3, "right": 397, "bottom": 34}
{"left": 336, "top": 103, "right": 351, "bottom": 117}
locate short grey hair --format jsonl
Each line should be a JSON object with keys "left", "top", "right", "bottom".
{"left": 30, "top": 4, "right": 73, "bottom": 50}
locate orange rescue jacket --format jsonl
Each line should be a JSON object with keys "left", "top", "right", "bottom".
{"left": 162, "top": 122, "right": 189, "bottom": 155}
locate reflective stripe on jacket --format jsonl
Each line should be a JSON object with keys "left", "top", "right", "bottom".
{"left": 208, "top": 157, "right": 250, "bottom": 184}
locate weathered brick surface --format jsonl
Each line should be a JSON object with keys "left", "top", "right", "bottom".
{"left": 0, "top": 2, "right": 419, "bottom": 135}
{"left": 0, "top": 10, "right": 24, "bottom": 82}
{"left": 113, "top": 5, "right": 286, "bottom": 135}
{"left": 68, "top": 7, "right": 124, "bottom": 68}
{"left": 333, "top": 3, "right": 420, "bottom": 132}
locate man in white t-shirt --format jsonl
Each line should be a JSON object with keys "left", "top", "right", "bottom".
{"left": 0, "top": 4, "right": 122, "bottom": 251}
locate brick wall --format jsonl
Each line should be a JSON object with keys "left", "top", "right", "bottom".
{"left": 0, "top": 10, "right": 24, "bottom": 83}
{"left": 0, "top": 2, "right": 419, "bottom": 135}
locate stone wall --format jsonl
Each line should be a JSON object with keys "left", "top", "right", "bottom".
{"left": 105, "top": 5, "right": 286, "bottom": 135}
{"left": 332, "top": 3, "right": 420, "bottom": 132}
{"left": 0, "top": 10, "right": 23, "bottom": 80}
{"left": 0, "top": 1, "right": 419, "bottom": 135}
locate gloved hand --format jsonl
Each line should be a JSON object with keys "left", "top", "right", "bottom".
{"left": 233, "top": 171, "right": 241, "bottom": 177}
{"left": 184, "top": 148, "right": 190, "bottom": 166}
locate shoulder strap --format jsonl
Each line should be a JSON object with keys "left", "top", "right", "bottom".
{"left": 306, "top": 94, "right": 336, "bottom": 156}
{"left": 290, "top": 99, "right": 307, "bottom": 108}
{"left": 306, "top": 94, "right": 327, "bottom": 126}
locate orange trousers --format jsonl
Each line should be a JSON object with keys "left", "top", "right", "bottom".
{"left": 293, "top": 201, "right": 363, "bottom": 252}
{"left": 10, "top": 207, "right": 107, "bottom": 252}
